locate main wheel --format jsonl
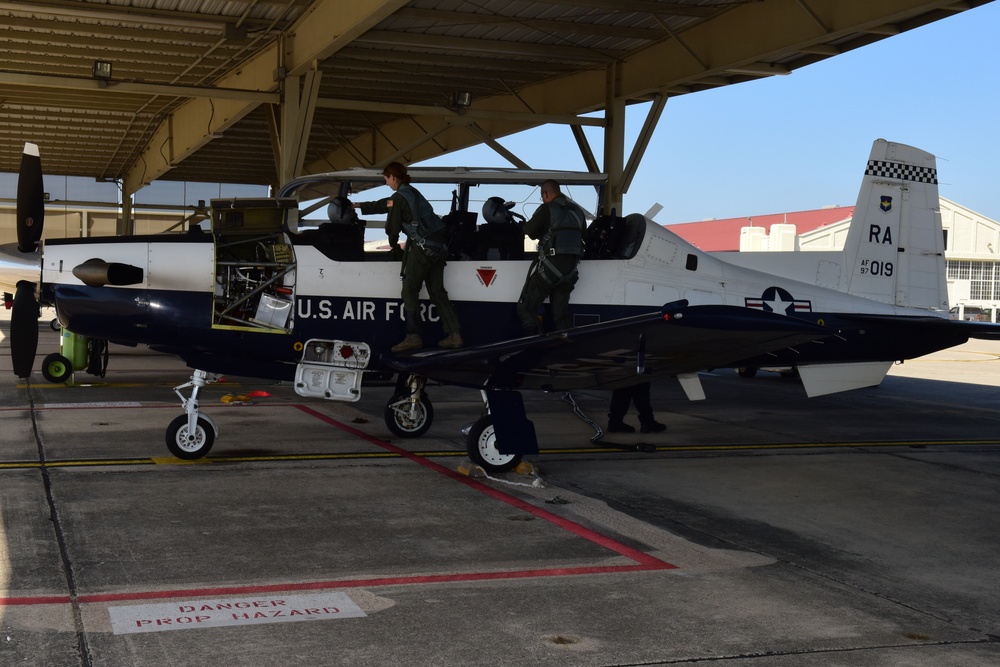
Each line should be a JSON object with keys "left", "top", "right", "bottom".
{"left": 41, "top": 353, "right": 73, "bottom": 383}
{"left": 384, "top": 393, "right": 434, "bottom": 438}
{"left": 466, "top": 415, "right": 521, "bottom": 473}
{"left": 737, "top": 366, "right": 757, "bottom": 378}
{"left": 166, "top": 415, "right": 216, "bottom": 460}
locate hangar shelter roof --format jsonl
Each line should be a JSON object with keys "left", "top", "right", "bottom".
{"left": 0, "top": 1, "right": 991, "bottom": 193}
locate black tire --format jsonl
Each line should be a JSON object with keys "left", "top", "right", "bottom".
{"left": 41, "top": 353, "right": 73, "bottom": 383}
{"left": 466, "top": 415, "right": 522, "bottom": 474}
{"left": 384, "top": 393, "right": 434, "bottom": 438}
{"left": 737, "top": 366, "right": 758, "bottom": 378}
{"left": 49, "top": 318, "right": 61, "bottom": 331}
{"left": 166, "top": 414, "right": 216, "bottom": 460}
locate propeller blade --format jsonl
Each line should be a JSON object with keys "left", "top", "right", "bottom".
{"left": 10, "top": 280, "right": 39, "bottom": 378}
{"left": 16, "top": 142, "right": 44, "bottom": 253}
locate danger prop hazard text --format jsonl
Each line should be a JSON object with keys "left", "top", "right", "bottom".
{"left": 109, "top": 592, "right": 366, "bottom": 635}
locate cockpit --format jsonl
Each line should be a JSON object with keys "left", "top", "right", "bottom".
{"left": 277, "top": 167, "right": 645, "bottom": 263}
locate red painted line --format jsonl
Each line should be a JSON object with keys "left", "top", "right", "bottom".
{"left": 75, "top": 564, "right": 667, "bottom": 605}
{"left": 0, "top": 595, "right": 72, "bottom": 606}
{"left": 1, "top": 404, "right": 177, "bottom": 412}
{"left": 295, "top": 404, "right": 675, "bottom": 569}
{"left": 2, "top": 562, "right": 669, "bottom": 607}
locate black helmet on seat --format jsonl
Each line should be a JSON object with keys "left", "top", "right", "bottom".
{"left": 327, "top": 196, "right": 357, "bottom": 224}
{"left": 482, "top": 196, "right": 514, "bottom": 224}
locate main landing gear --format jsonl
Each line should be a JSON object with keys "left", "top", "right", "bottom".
{"left": 466, "top": 411, "right": 522, "bottom": 473}
{"left": 465, "top": 390, "right": 539, "bottom": 474}
{"left": 382, "top": 378, "right": 526, "bottom": 474}
{"left": 166, "top": 369, "right": 220, "bottom": 460}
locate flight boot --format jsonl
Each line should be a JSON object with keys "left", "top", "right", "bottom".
{"left": 391, "top": 334, "right": 423, "bottom": 353}
{"left": 522, "top": 322, "right": 544, "bottom": 337}
{"left": 393, "top": 310, "right": 423, "bottom": 352}
{"left": 438, "top": 331, "right": 464, "bottom": 349}
{"left": 639, "top": 419, "right": 667, "bottom": 434}
{"left": 607, "top": 419, "right": 636, "bottom": 434}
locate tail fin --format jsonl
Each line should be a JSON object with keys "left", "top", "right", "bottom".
{"left": 842, "top": 139, "right": 948, "bottom": 310}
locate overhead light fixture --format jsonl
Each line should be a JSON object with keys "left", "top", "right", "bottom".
{"left": 452, "top": 91, "right": 472, "bottom": 110}
{"left": 724, "top": 63, "right": 790, "bottom": 77}
{"left": 225, "top": 22, "right": 248, "bottom": 40}
{"left": 93, "top": 60, "right": 113, "bottom": 81}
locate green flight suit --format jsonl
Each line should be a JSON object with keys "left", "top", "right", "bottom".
{"left": 516, "top": 195, "right": 586, "bottom": 332}
{"left": 359, "top": 187, "right": 461, "bottom": 336}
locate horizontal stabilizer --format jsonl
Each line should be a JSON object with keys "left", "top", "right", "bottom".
{"left": 951, "top": 319, "right": 1000, "bottom": 340}
{"left": 797, "top": 361, "right": 893, "bottom": 397}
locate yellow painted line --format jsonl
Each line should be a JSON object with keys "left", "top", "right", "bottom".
{"left": 0, "top": 439, "right": 997, "bottom": 471}
{"left": 0, "top": 451, "right": 445, "bottom": 470}
{"left": 216, "top": 452, "right": 406, "bottom": 463}
{"left": 0, "top": 458, "right": 155, "bottom": 469}
{"left": 562, "top": 439, "right": 1000, "bottom": 454}
{"left": 194, "top": 451, "right": 473, "bottom": 464}
{"left": 150, "top": 457, "right": 214, "bottom": 465}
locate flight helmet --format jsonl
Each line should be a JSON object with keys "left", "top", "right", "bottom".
{"left": 326, "top": 196, "right": 357, "bottom": 224}
{"left": 482, "top": 196, "right": 514, "bottom": 224}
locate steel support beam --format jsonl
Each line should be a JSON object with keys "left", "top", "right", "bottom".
{"left": 604, "top": 63, "right": 626, "bottom": 216}
{"left": 123, "top": 0, "right": 406, "bottom": 193}
{"left": 280, "top": 70, "right": 323, "bottom": 184}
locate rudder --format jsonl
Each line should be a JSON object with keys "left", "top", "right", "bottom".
{"left": 842, "top": 139, "right": 948, "bottom": 311}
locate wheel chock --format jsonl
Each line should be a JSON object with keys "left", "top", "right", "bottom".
{"left": 514, "top": 461, "right": 537, "bottom": 475}
{"left": 457, "top": 460, "right": 486, "bottom": 478}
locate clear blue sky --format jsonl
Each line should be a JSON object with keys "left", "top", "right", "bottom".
{"left": 421, "top": 2, "right": 1000, "bottom": 225}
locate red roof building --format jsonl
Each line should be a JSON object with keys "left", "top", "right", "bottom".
{"left": 665, "top": 206, "right": 855, "bottom": 252}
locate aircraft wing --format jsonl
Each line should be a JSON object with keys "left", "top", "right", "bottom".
{"left": 382, "top": 304, "right": 834, "bottom": 391}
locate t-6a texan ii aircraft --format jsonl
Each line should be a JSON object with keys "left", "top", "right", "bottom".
{"left": 3, "top": 139, "right": 998, "bottom": 472}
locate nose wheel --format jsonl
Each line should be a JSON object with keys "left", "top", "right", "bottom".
{"left": 166, "top": 414, "right": 216, "bottom": 460}
{"left": 384, "top": 374, "right": 434, "bottom": 438}
{"left": 166, "top": 370, "right": 219, "bottom": 459}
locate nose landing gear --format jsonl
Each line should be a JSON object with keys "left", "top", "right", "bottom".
{"left": 166, "top": 369, "right": 220, "bottom": 459}
{"left": 384, "top": 374, "right": 434, "bottom": 438}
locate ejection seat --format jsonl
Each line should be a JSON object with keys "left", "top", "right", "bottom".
{"left": 474, "top": 196, "right": 525, "bottom": 260}
{"left": 293, "top": 195, "right": 366, "bottom": 261}
{"left": 583, "top": 212, "right": 645, "bottom": 260}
